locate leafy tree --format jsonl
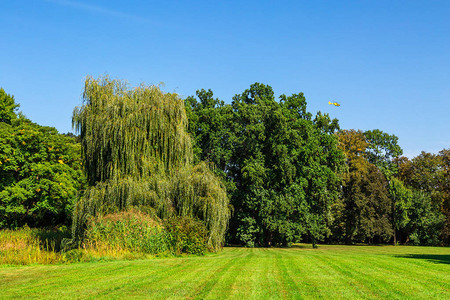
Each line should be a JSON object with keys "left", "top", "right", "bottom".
{"left": 187, "top": 83, "right": 345, "bottom": 247}
{"left": 439, "top": 149, "right": 450, "bottom": 244}
{"left": 0, "top": 104, "right": 84, "bottom": 228}
{"left": 364, "top": 129, "right": 402, "bottom": 179}
{"left": 397, "top": 150, "right": 449, "bottom": 244}
{"left": 0, "top": 88, "right": 19, "bottom": 124}
{"left": 70, "top": 76, "right": 230, "bottom": 250}
{"left": 389, "top": 177, "right": 412, "bottom": 244}
{"left": 337, "top": 130, "right": 392, "bottom": 244}
{"left": 185, "top": 89, "right": 235, "bottom": 193}
{"left": 397, "top": 152, "right": 442, "bottom": 201}
{"left": 406, "top": 191, "right": 444, "bottom": 246}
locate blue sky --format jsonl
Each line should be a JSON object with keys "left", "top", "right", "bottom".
{"left": 1, "top": 0, "right": 449, "bottom": 158}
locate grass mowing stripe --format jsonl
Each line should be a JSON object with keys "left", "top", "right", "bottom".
{"left": 278, "top": 248, "right": 338, "bottom": 298}
{"left": 272, "top": 250, "right": 292, "bottom": 299}
{"left": 200, "top": 248, "right": 255, "bottom": 299}
{"left": 315, "top": 253, "right": 402, "bottom": 299}
{"left": 106, "top": 257, "right": 223, "bottom": 298}
{"left": 190, "top": 250, "right": 251, "bottom": 299}
{"left": 220, "top": 248, "right": 260, "bottom": 299}
{"left": 345, "top": 254, "right": 450, "bottom": 297}
{"left": 260, "top": 248, "right": 285, "bottom": 298}
{"left": 282, "top": 249, "right": 371, "bottom": 299}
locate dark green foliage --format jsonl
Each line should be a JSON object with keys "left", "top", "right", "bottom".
{"left": 397, "top": 151, "right": 449, "bottom": 244}
{"left": 407, "top": 191, "right": 444, "bottom": 246}
{"left": 337, "top": 130, "right": 393, "bottom": 244}
{"left": 344, "top": 162, "right": 393, "bottom": 243}
{"left": 186, "top": 83, "right": 345, "bottom": 247}
{"left": 165, "top": 216, "right": 208, "bottom": 255}
{"left": 439, "top": 149, "right": 450, "bottom": 243}
{"left": 0, "top": 99, "right": 85, "bottom": 228}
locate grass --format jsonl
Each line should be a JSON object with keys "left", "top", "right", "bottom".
{"left": 1, "top": 244, "right": 449, "bottom": 299}
{"left": 0, "top": 227, "right": 68, "bottom": 265}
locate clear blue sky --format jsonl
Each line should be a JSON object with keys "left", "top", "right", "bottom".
{"left": 1, "top": 0, "right": 449, "bottom": 158}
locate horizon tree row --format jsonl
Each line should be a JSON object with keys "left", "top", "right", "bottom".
{"left": 0, "top": 80, "right": 448, "bottom": 246}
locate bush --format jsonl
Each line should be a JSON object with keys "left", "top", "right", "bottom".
{"left": 165, "top": 216, "right": 208, "bottom": 255}
{"left": 85, "top": 208, "right": 170, "bottom": 255}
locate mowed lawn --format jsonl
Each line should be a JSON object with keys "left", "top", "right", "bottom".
{"left": 1, "top": 245, "right": 449, "bottom": 299}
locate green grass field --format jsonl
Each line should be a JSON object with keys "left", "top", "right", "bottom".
{"left": 1, "top": 244, "right": 449, "bottom": 299}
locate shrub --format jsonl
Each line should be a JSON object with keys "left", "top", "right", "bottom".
{"left": 84, "top": 208, "right": 170, "bottom": 255}
{"left": 165, "top": 216, "right": 208, "bottom": 255}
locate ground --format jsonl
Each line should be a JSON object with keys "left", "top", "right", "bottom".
{"left": 1, "top": 244, "right": 449, "bottom": 299}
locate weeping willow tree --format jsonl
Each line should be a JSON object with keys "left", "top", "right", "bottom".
{"left": 70, "top": 76, "right": 230, "bottom": 250}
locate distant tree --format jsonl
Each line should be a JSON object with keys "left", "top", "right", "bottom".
{"left": 406, "top": 191, "right": 444, "bottom": 246}
{"left": 439, "top": 149, "right": 450, "bottom": 244}
{"left": 364, "top": 129, "right": 402, "bottom": 179}
{"left": 389, "top": 177, "right": 412, "bottom": 244}
{"left": 399, "top": 152, "right": 442, "bottom": 202}
{"left": 337, "top": 130, "right": 392, "bottom": 244}
{"left": 397, "top": 150, "right": 449, "bottom": 244}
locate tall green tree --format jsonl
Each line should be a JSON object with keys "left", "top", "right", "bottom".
{"left": 184, "top": 89, "right": 235, "bottom": 193}
{"left": 0, "top": 92, "right": 84, "bottom": 228}
{"left": 337, "top": 130, "right": 393, "bottom": 244}
{"left": 406, "top": 190, "right": 444, "bottom": 245}
{"left": 187, "top": 83, "right": 344, "bottom": 247}
{"left": 71, "top": 76, "right": 230, "bottom": 250}
{"left": 389, "top": 177, "right": 412, "bottom": 244}
{"left": 397, "top": 150, "right": 449, "bottom": 244}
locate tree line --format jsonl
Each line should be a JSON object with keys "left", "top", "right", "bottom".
{"left": 0, "top": 79, "right": 448, "bottom": 247}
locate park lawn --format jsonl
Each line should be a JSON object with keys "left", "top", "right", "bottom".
{"left": 0, "top": 244, "right": 449, "bottom": 299}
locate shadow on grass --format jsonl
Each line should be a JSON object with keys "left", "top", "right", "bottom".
{"left": 290, "top": 244, "right": 313, "bottom": 249}
{"left": 397, "top": 254, "right": 450, "bottom": 265}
